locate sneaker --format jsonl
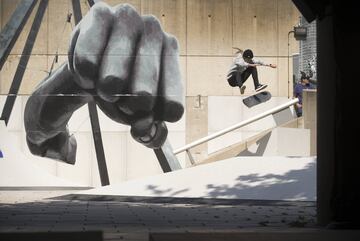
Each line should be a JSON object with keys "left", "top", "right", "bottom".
{"left": 240, "top": 85, "right": 246, "bottom": 94}
{"left": 255, "top": 84, "right": 267, "bottom": 92}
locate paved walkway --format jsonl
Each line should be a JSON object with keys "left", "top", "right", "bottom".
{"left": 0, "top": 190, "right": 317, "bottom": 240}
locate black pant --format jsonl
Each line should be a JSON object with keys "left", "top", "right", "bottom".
{"left": 235, "top": 66, "right": 260, "bottom": 89}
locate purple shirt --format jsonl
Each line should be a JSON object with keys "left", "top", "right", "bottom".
{"left": 294, "top": 82, "right": 315, "bottom": 104}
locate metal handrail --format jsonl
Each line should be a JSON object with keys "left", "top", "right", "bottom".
{"left": 173, "top": 98, "right": 299, "bottom": 155}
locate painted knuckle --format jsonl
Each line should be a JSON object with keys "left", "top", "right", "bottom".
{"left": 165, "top": 34, "right": 179, "bottom": 51}
{"left": 91, "top": 2, "right": 112, "bottom": 17}
{"left": 113, "top": 4, "right": 142, "bottom": 23}
{"left": 116, "top": 3, "right": 138, "bottom": 15}
{"left": 142, "top": 15, "right": 163, "bottom": 33}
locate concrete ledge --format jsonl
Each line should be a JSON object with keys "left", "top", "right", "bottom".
{"left": 0, "top": 231, "right": 103, "bottom": 241}
{"left": 149, "top": 230, "right": 360, "bottom": 241}
{"left": 57, "top": 194, "right": 315, "bottom": 206}
{"left": 0, "top": 186, "right": 92, "bottom": 191}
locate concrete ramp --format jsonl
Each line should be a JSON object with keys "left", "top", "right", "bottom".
{"left": 0, "top": 121, "right": 86, "bottom": 188}
{"left": 75, "top": 156, "right": 316, "bottom": 201}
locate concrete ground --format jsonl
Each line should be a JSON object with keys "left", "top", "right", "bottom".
{"left": 0, "top": 190, "right": 317, "bottom": 241}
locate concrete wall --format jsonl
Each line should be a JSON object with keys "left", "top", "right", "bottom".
{"left": 303, "top": 89, "right": 317, "bottom": 156}
{"left": 0, "top": 0, "right": 300, "bottom": 95}
{"left": 0, "top": 0, "right": 302, "bottom": 186}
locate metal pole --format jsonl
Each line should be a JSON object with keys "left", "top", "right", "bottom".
{"left": 0, "top": 0, "right": 37, "bottom": 71}
{"left": 154, "top": 139, "right": 182, "bottom": 172}
{"left": 288, "top": 30, "right": 294, "bottom": 99}
{"left": 174, "top": 98, "right": 299, "bottom": 155}
{"left": 1, "top": 0, "right": 48, "bottom": 125}
{"left": 186, "top": 149, "right": 195, "bottom": 165}
{"left": 72, "top": 0, "right": 110, "bottom": 186}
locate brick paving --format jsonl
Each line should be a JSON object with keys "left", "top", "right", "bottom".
{"left": 0, "top": 190, "right": 317, "bottom": 241}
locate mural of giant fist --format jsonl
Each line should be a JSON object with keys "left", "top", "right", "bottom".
{"left": 24, "top": 2, "right": 184, "bottom": 165}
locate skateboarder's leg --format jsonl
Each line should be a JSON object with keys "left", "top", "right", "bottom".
{"left": 239, "top": 68, "right": 253, "bottom": 87}
{"left": 240, "top": 68, "right": 252, "bottom": 85}
{"left": 236, "top": 71, "right": 248, "bottom": 94}
{"left": 227, "top": 72, "right": 238, "bottom": 87}
{"left": 249, "top": 66, "right": 260, "bottom": 88}
{"left": 249, "top": 67, "right": 267, "bottom": 92}
{"left": 236, "top": 71, "right": 245, "bottom": 87}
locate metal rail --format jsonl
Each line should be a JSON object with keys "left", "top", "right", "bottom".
{"left": 174, "top": 98, "right": 299, "bottom": 156}
{"left": 1, "top": 0, "right": 48, "bottom": 125}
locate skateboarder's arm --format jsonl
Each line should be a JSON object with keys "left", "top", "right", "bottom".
{"left": 253, "top": 59, "right": 277, "bottom": 68}
{"left": 257, "top": 63, "right": 277, "bottom": 68}
{"left": 248, "top": 63, "right": 276, "bottom": 68}
{"left": 268, "top": 63, "right": 277, "bottom": 68}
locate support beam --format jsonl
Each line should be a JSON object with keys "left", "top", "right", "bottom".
{"left": 71, "top": 0, "right": 82, "bottom": 24}
{"left": 0, "top": 0, "right": 48, "bottom": 125}
{"left": 72, "top": 0, "right": 110, "bottom": 186}
{"left": 0, "top": 0, "right": 37, "bottom": 71}
{"left": 153, "top": 137, "right": 183, "bottom": 172}
{"left": 186, "top": 149, "right": 195, "bottom": 165}
{"left": 88, "top": 102, "right": 110, "bottom": 186}
{"left": 154, "top": 139, "right": 182, "bottom": 172}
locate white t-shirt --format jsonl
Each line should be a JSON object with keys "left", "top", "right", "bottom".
{"left": 227, "top": 54, "right": 265, "bottom": 80}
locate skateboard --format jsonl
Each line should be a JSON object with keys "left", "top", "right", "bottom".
{"left": 242, "top": 91, "right": 271, "bottom": 108}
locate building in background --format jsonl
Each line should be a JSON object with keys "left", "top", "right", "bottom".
{"left": 299, "top": 16, "right": 317, "bottom": 83}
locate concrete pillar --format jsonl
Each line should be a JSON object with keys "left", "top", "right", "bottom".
{"left": 317, "top": 10, "right": 336, "bottom": 226}
{"left": 185, "top": 95, "right": 208, "bottom": 164}
{"left": 302, "top": 89, "right": 316, "bottom": 156}
{"left": 317, "top": 1, "right": 360, "bottom": 227}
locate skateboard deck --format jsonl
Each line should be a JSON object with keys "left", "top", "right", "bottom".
{"left": 242, "top": 91, "right": 271, "bottom": 108}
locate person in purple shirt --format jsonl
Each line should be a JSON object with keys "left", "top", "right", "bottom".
{"left": 294, "top": 74, "right": 315, "bottom": 117}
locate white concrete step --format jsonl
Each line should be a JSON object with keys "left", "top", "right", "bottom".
{"left": 0, "top": 121, "right": 86, "bottom": 188}
{"left": 77, "top": 156, "right": 316, "bottom": 201}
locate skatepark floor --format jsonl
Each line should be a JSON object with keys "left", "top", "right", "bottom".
{"left": 0, "top": 189, "right": 318, "bottom": 241}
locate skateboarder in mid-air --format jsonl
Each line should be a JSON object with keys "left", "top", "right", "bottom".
{"left": 227, "top": 48, "right": 277, "bottom": 94}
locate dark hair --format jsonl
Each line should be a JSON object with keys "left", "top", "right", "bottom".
{"left": 300, "top": 71, "right": 309, "bottom": 81}
{"left": 243, "top": 49, "right": 253, "bottom": 59}
{"left": 232, "top": 47, "right": 243, "bottom": 55}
